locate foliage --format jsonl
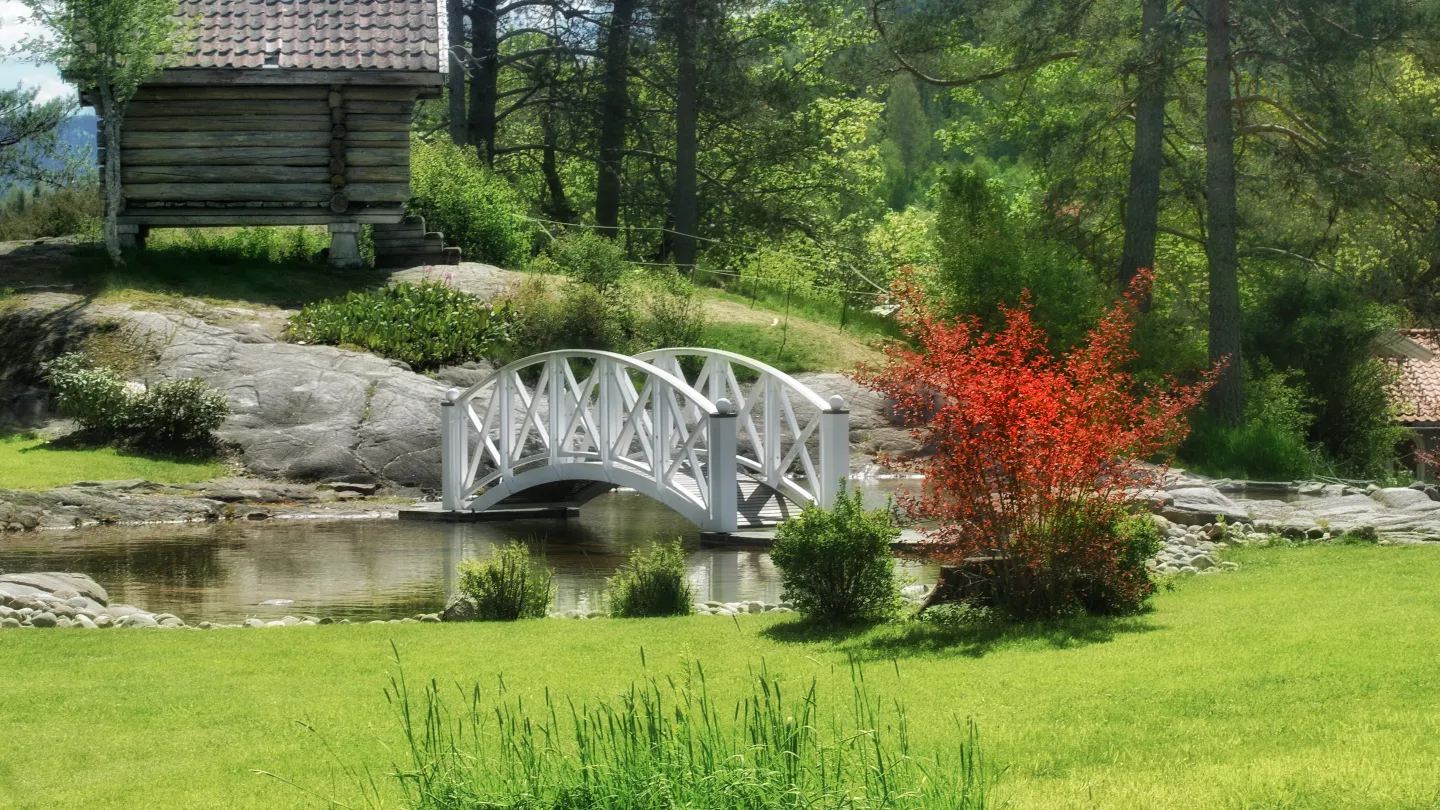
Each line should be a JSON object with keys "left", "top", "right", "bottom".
{"left": 606, "top": 539, "right": 694, "bottom": 618}
{"left": 770, "top": 487, "right": 901, "bottom": 624}
{"left": 500, "top": 275, "right": 636, "bottom": 360}
{"left": 934, "top": 170, "right": 1106, "bottom": 350}
{"left": 149, "top": 226, "right": 329, "bottom": 265}
{"left": 409, "top": 138, "right": 529, "bottom": 268}
{"left": 0, "top": 181, "right": 101, "bottom": 240}
{"left": 455, "top": 542, "right": 554, "bottom": 621}
{"left": 638, "top": 273, "right": 708, "bottom": 350}
{"left": 1081, "top": 515, "right": 1166, "bottom": 616}
{"left": 1244, "top": 271, "right": 1405, "bottom": 478}
{"left": 0, "top": 430, "right": 224, "bottom": 489}
{"left": 857, "top": 271, "right": 1213, "bottom": 618}
{"left": 382, "top": 656, "right": 991, "bottom": 810}
{"left": 41, "top": 352, "right": 230, "bottom": 454}
{"left": 548, "top": 230, "right": 630, "bottom": 294}
{"left": 287, "top": 281, "right": 512, "bottom": 372}
{"left": 1180, "top": 365, "right": 1317, "bottom": 480}
{"left": 0, "top": 84, "right": 76, "bottom": 184}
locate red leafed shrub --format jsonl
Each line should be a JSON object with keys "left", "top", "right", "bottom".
{"left": 855, "top": 268, "right": 1216, "bottom": 618}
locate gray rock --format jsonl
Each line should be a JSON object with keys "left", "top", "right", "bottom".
{"left": 107, "top": 605, "right": 140, "bottom": 618}
{"left": 243, "top": 618, "right": 265, "bottom": 628}
{"left": 28, "top": 611, "right": 58, "bottom": 627}
{"left": 0, "top": 573, "right": 109, "bottom": 605}
{"left": 441, "top": 594, "right": 479, "bottom": 622}
{"left": 120, "top": 614, "right": 159, "bottom": 628}
{"left": 159, "top": 617, "right": 185, "bottom": 628}
{"left": 74, "top": 615, "right": 98, "bottom": 629}
{"left": 434, "top": 360, "right": 497, "bottom": 390}
{"left": 54, "top": 616, "right": 74, "bottom": 628}
{"left": 419, "top": 614, "right": 441, "bottom": 623}
{"left": 0, "top": 617, "right": 20, "bottom": 628}
{"left": 280, "top": 615, "right": 300, "bottom": 626}
{"left": 1370, "top": 487, "right": 1440, "bottom": 512}
{"left": 94, "top": 615, "right": 113, "bottom": 628}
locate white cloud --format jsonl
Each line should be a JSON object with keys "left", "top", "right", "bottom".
{"left": 0, "top": 1, "right": 77, "bottom": 103}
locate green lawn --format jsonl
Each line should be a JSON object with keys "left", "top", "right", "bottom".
{"left": 0, "top": 433, "right": 225, "bottom": 490}
{"left": 3, "top": 545, "right": 1440, "bottom": 809}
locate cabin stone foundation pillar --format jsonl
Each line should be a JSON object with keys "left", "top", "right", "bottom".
{"left": 327, "top": 222, "right": 362, "bottom": 268}
{"left": 117, "top": 223, "right": 144, "bottom": 251}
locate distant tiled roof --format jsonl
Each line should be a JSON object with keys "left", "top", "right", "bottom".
{"left": 1388, "top": 330, "right": 1440, "bottom": 425}
{"left": 176, "top": 0, "right": 439, "bottom": 71}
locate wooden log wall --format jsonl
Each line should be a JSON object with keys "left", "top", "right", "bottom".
{"left": 114, "top": 84, "right": 415, "bottom": 218}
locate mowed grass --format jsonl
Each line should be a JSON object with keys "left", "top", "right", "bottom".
{"left": 0, "top": 433, "right": 225, "bottom": 490}
{"left": 3, "top": 546, "right": 1440, "bottom": 809}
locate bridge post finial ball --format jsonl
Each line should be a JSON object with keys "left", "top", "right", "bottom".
{"left": 828, "top": 395, "right": 846, "bottom": 411}
{"left": 445, "top": 388, "right": 462, "bottom": 402}
{"left": 714, "top": 397, "right": 733, "bottom": 414}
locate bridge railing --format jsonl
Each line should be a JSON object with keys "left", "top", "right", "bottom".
{"left": 439, "top": 348, "right": 849, "bottom": 532}
{"left": 636, "top": 348, "right": 849, "bottom": 509}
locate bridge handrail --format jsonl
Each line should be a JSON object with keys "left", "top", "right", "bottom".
{"left": 634, "top": 347, "right": 837, "bottom": 412}
{"left": 456, "top": 349, "right": 719, "bottom": 414}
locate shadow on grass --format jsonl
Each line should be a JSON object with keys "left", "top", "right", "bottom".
{"left": 761, "top": 609, "right": 1161, "bottom": 662}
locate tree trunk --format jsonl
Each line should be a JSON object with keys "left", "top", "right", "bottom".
{"left": 1205, "top": 0, "right": 1244, "bottom": 425}
{"left": 468, "top": 0, "right": 499, "bottom": 165}
{"left": 1118, "top": 0, "right": 1167, "bottom": 310}
{"left": 97, "top": 83, "right": 125, "bottom": 267}
{"left": 671, "top": 0, "right": 700, "bottom": 269}
{"left": 541, "top": 114, "right": 574, "bottom": 224}
{"left": 448, "top": 0, "right": 468, "bottom": 145}
{"left": 594, "top": 0, "right": 636, "bottom": 238}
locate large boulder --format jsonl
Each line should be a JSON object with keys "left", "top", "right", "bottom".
{"left": 121, "top": 309, "right": 449, "bottom": 488}
{"left": 793, "top": 372, "right": 925, "bottom": 459}
{"left": 1161, "top": 486, "right": 1251, "bottom": 525}
{"left": 0, "top": 572, "right": 110, "bottom": 605}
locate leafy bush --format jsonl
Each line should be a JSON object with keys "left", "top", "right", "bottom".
{"left": 456, "top": 542, "right": 553, "bottom": 621}
{"left": 935, "top": 169, "right": 1105, "bottom": 350}
{"left": 0, "top": 182, "right": 102, "bottom": 240}
{"left": 499, "top": 275, "right": 637, "bottom": 361}
{"left": 638, "top": 273, "right": 708, "bottom": 350}
{"left": 1180, "top": 364, "right": 1316, "bottom": 480}
{"left": 287, "top": 281, "right": 511, "bottom": 371}
{"left": 549, "top": 230, "right": 630, "bottom": 293}
{"left": 770, "top": 488, "right": 901, "bottom": 623}
{"left": 1244, "top": 271, "right": 1405, "bottom": 477}
{"left": 1079, "top": 515, "right": 1165, "bottom": 616}
{"left": 857, "top": 270, "right": 1212, "bottom": 619}
{"left": 42, "top": 352, "right": 230, "bottom": 454}
{"left": 382, "top": 657, "right": 994, "bottom": 810}
{"left": 607, "top": 539, "right": 693, "bottom": 618}
{"left": 409, "top": 138, "right": 529, "bottom": 268}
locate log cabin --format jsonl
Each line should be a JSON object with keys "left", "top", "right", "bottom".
{"left": 85, "top": 0, "right": 448, "bottom": 267}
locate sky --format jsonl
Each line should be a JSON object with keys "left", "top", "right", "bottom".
{"left": 0, "top": 0, "right": 77, "bottom": 103}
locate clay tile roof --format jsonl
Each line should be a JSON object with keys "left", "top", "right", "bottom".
{"left": 1388, "top": 329, "right": 1440, "bottom": 425}
{"left": 175, "top": 0, "right": 439, "bottom": 72}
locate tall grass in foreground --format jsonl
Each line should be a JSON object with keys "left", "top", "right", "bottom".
{"left": 370, "top": 656, "right": 993, "bottom": 810}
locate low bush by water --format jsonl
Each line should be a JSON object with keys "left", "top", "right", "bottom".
{"left": 607, "top": 539, "right": 693, "bottom": 618}
{"left": 770, "top": 488, "right": 901, "bottom": 624}
{"left": 456, "top": 542, "right": 554, "bottom": 621}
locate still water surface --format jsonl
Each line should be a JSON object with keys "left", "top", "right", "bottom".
{"left": 0, "top": 481, "right": 930, "bottom": 622}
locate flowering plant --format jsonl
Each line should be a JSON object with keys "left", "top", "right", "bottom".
{"left": 856, "top": 269, "right": 1217, "bottom": 616}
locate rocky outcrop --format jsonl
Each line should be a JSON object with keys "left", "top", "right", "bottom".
{"left": 793, "top": 372, "right": 925, "bottom": 460}
{"left": 3, "top": 296, "right": 450, "bottom": 488}
{"left": 1160, "top": 476, "right": 1440, "bottom": 543}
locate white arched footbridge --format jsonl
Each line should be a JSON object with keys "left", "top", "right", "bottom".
{"left": 434, "top": 348, "right": 849, "bottom": 533}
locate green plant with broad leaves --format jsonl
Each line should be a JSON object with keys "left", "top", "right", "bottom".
{"left": 287, "top": 281, "right": 512, "bottom": 371}
{"left": 770, "top": 487, "right": 901, "bottom": 623}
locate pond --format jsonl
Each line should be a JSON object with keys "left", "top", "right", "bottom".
{"left": 0, "top": 480, "right": 932, "bottom": 623}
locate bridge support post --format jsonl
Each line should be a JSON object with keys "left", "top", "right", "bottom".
{"left": 817, "top": 396, "right": 850, "bottom": 508}
{"left": 705, "top": 399, "right": 738, "bottom": 533}
{"left": 440, "top": 388, "right": 465, "bottom": 511}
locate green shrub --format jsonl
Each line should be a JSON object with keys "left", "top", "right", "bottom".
{"left": 41, "top": 352, "right": 230, "bottom": 454}
{"left": 287, "top": 281, "right": 511, "bottom": 371}
{"left": 1078, "top": 514, "right": 1165, "bottom": 616}
{"left": 146, "top": 226, "right": 329, "bottom": 265}
{"left": 0, "top": 182, "right": 102, "bottom": 240}
{"left": 409, "top": 138, "right": 529, "bottom": 268}
{"left": 499, "top": 275, "right": 637, "bottom": 361}
{"left": 770, "top": 488, "right": 901, "bottom": 623}
{"left": 1180, "top": 364, "right": 1316, "bottom": 481}
{"left": 607, "top": 539, "right": 693, "bottom": 618}
{"left": 638, "top": 273, "right": 708, "bottom": 351}
{"left": 549, "top": 230, "right": 630, "bottom": 293}
{"left": 1244, "top": 270, "right": 1405, "bottom": 477}
{"left": 456, "top": 542, "right": 553, "bottom": 621}
{"left": 125, "top": 378, "right": 232, "bottom": 451}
